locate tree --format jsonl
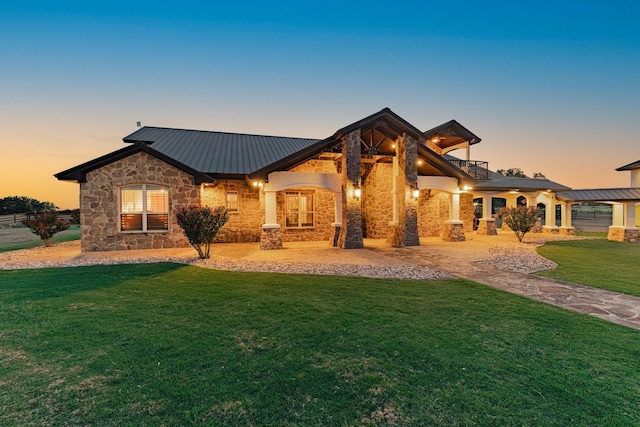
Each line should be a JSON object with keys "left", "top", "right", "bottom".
{"left": 498, "top": 205, "right": 540, "bottom": 243}
{"left": 21, "top": 211, "right": 70, "bottom": 247}
{"left": 0, "top": 196, "right": 59, "bottom": 222}
{"left": 176, "top": 206, "right": 229, "bottom": 259}
{"left": 496, "top": 168, "right": 528, "bottom": 178}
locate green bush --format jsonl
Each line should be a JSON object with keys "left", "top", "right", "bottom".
{"left": 21, "top": 211, "right": 70, "bottom": 247}
{"left": 176, "top": 206, "right": 229, "bottom": 259}
{"left": 499, "top": 205, "right": 539, "bottom": 242}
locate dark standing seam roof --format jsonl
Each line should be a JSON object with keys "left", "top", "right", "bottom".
{"left": 123, "top": 127, "right": 321, "bottom": 175}
{"left": 616, "top": 160, "right": 640, "bottom": 171}
{"left": 556, "top": 188, "right": 640, "bottom": 202}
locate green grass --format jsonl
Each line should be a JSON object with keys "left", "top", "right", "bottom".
{"left": 537, "top": 239, "right": 640, "bottom": 296}
{"left": 1, "top": 264, "right": 639, "bottom": 426}
{"left": 0, "top": 225, "right": 80, "bottom": 252}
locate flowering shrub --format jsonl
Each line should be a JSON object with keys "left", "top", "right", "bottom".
{"left": 21, "top": 211, "right": 70, "bottom": 247}
{"left": 498, "top": 205, "right": 539, "bottom": 243}
{"left": 176, "top": 206, "right": 229, "bottom": 259}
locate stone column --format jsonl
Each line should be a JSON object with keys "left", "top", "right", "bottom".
{"left": 337, "top": 130, "right": 364, "bottom": 249}
{"left": 608, "top": 202, "right": 640, "bottom": 243}
{"left": 559, "top": 201, "right": 576, "bottom": 235}
{"left": 260, "top": 190, "right": 282, "bottom": 250}
{"left": 387, "top": 134, "right": 419, "bottom": 246}
{"left": 476, "top": 195, "right": 497, "bottom": 235}
{"left": 443, "top": 193, "right": 466, "bottom": 242}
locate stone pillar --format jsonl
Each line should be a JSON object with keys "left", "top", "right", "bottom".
{"left": 477, "top": 195, "right": 497, "bottom": 235}
{"left": 260, "top": 190, "right": 282, "bottom": 250}
{"left": 442, "top": 193, "right": 465, "bottom": 242}
{"left": 337, "top": 130, "right": 364, "bottom": 249}
{"left": 608, "top": 202, "right": 639, "bottom": 243}
{"left": 388, "top": 134, "right": 419, "bottom": 246}
{"left": 559, "top": 201, "right": 576, "bottom": 235}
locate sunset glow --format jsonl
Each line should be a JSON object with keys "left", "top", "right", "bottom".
{"left": 1, "top": 2, "right": 639, "bottom": 209}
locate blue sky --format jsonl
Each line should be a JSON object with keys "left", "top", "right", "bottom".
{"left": 2, "top": 1, "right": 639, "bottom": 208}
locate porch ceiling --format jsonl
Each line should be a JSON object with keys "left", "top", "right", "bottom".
{"left": 423, "top": 119, "right": 481, "bottom": 151}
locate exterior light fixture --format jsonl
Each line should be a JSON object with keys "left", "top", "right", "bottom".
{"left": 417, "top": 159, "right": 423, "bottom": 165}
{"left": 354, "top": 185, "right": 362, "bottom": 200}
{"left": 462, "top": 185, "right": 472, "bottom": 191}
{"left": 410, "top": 184, "right": 420, "bottom": 201}
{"left": 431, "top": 137, "right": 441, "bottom": 144}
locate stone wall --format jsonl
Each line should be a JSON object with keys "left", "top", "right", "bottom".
{"left": 80, "top": 151, "right": 198, "bottom": 251}
{"left": 417, "top": 191, "right": 449, "bottom": 237}
{"left": 362, "top": 163, "right": 393, "bottom": 238}
{"left": 201, "top": 180, "right": 263, "bottom": 242}
{"left": 276, "top": 188, "right": 336, "bottom": 242}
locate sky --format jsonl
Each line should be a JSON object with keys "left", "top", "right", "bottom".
{"left": 1, "top": 1, "right": 639, "bottom": 209}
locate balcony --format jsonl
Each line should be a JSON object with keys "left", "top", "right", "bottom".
{"left": 446, "top": 159, "right": 490, "bottom": 180}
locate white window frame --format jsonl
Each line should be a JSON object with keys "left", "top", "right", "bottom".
{"left": 119, "top": 184, "right": 169, "bottom": 233}
{"left": 226, "top": 191, "right": 239, "bottom": 213}
{"left": 285, "top": 191, "right": 315, "bottom": 229}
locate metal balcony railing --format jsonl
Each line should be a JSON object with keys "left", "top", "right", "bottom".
{"left": 446, "top": 159, "right": 490, "bottom": 180}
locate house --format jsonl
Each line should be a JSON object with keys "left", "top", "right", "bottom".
{"left": 57, "top": 108, "right": 609, "bottom": 252}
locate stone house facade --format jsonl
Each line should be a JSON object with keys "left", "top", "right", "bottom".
{"left": 63, "top": 107, "right": 630, "bottom": 251}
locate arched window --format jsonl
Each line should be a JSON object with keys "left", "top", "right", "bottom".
{"left": 120, "top": 185, "right": 169, "bottom": 232}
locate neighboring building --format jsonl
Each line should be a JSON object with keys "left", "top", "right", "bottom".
{"left": 58, "top": 108, "right": 621, "bottom": 252}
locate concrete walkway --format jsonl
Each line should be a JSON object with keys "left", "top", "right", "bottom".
{"left": 379, "top": 244, "right": 640, "bottom": 330}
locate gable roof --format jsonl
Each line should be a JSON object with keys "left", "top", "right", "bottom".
{"left": 616, "top": 160, "right": 640, "bottom": 171}
{"left": 55, "top": 142, "right": 213, "bottom": 184}
{"left": 248, "top": 107, "right": 429, "bottom": 180}
{"left": 423, "top": 119, "right": 481, "bottom": 151}
{"left": 123, "top": 127, "right": 321, "bottom": 177}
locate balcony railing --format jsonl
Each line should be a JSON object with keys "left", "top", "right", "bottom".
{"left": 446, "top": 159, "right": 490, "bottom": 180}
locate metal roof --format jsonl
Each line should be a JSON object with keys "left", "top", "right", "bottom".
{"left": 473, "top": 172, "right": 570, "bottom": 192}
{"left": 556, "top": 188, "right": 640, "bottom": 202}
{"left": 616, "top": 160, "right": 640, "bottom": 171}
{"left": 123, "top": 127, "right": 321, "bottom": 175}
{"left": 424, "top": 120, "right": 482, "bottom": 150}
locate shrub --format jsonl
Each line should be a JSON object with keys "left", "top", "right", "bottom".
{"left": 176, "top": 206, "right": 229, "bottom": 259}
{"left": 499, "top": 205, "right": 539, "bottom": 243}
{"left": 21, "top": 211, "right": 70, "bottom": 247}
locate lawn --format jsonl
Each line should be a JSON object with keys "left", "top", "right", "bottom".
{"left": 537, "top": 239, "right": 640, "bottom": 297}
{"left": 1, "top": 264, "right": 639, "bottom": 426}
{"left": 0, "top": 225, "right": 80, "bottom": 252}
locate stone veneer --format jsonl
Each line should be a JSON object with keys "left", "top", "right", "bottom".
{"left": 362, "top": 163, "right": 393, "bottom": 238}
{"left": 476, "top": 219, "right": 497, "bottom": 235}
{"left": 338, "top": 130, "right": 364, "bottom": 249}
{"left": 201, "top": 179, "right": 263, "bottom": 242}
{"left": 442, "top": 221, "right": 466, "bottom": 242}
{"left": 608, "top": 226, "right": 640, "bottom": 243}
{"left": 80, "top": 151, "right": 198, "bottom": 251}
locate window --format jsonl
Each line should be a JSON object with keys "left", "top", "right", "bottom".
{"left": 226, "top": 191, "right": 239, "bottom": 212}
{"left": 120, "top": 184, "right": 169, "bottom": 232}
{"left": 285, "top": 191, "right": 314, "bottom": 228}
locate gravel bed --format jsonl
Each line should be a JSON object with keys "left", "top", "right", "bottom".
{"left": 0, "top": 241, "right": 449, "bottom": 280}
{"left": 0, "top": 234, "right": 588, "bottom": 278}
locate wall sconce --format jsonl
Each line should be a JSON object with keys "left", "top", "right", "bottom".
{"left": 411, "top": 184, "right": 420, "bottom": 201}
{"left": 252, "top": 180, "right": 264, "bottom": 190}
{"left": 353, "top": 184, "right": 361, "bottom": 200}
{"left": 462, "top": 185, "right": 472, "bottom": 191}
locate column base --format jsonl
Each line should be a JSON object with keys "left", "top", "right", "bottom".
{"left": 260, "top": 225, "right": 283, "bottom": 250}
{"left": 559, "top": 226, "right": 576, "bottom": 235}
{"left": 543, "top": 226, "right": 559, "bottom": 234}
{"left": 476, "top": 218, "right": 497, "bottom": 235}
{"left": 607, "top": 226, "right": 640, "bottom": 243}
{"left": 386, "top": 221, "right": 403, "bottom": 247}
{"left": 442, "top": 220, "right": 466, "bottom": 242}
{"left": 330, "top": 223, "right": 341, "bottom": 247}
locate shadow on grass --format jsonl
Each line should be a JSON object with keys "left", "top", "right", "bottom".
{"left": 0, "top": 263, "right": 186, "bottom": 303}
